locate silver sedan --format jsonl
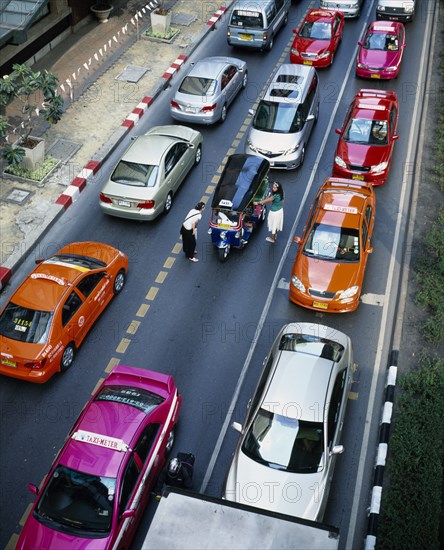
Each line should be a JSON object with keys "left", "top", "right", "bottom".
{"left": 170, "top": 56, "right": 248, "bottom": 125}
{"left": 99, "top": 125, "right": 202, "bottom": 221}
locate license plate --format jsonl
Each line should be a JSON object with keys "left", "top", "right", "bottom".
{"left": 313, "top": 301, "right": 328, "bottom": 310}
{"left": 352, "top": 174, "right": 365, "bottom": 181}
{"left": 1, "top": 358, "right": 17, "bottom": 368}
{"left": 303, "top": 60, "right": 313, "bottom": 66}
{"left": 118, "top": 200, "right": 131, "bottom": 207}
{"left": 218, "top": 224, "right": 231, "bottom": 230}
{"left": 185, "top": 106, "right": 196, "bottom": 113}
{"left": 370, "top": 74, "right": 381, "bottom": 79}
{"left": 241, "top": 33, "right": 253, "bottom": 40}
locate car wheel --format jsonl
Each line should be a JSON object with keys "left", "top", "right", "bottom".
{"left": 220, "top": 104, "right": 227, "bottom": 123}
{"left": 166, "top": 427, "right": 175, "bottom": 455}
{"left": 113, "top": 269, "right": 126, "bottom": 295}
{"left": 242, "top": 70, "right": 248, "bottom": 89}
{"left": 299, "top": 146, "right": 305, "bottom": 167}
{"left": 283, "top": 12, "right": 288, "bottom": 26}
{"left": 314, "top": 104, "right": 319, "bottom": 124}
{"left": 218, "top": 247, "right": 229, "bottom": 262}
{"left": 164, "top": 192, "right": 173, "bottom": 214}
{"left": 266, "top": 37, "right": 274, "bottom": 51}
{"left": 330, "top": 53, "right": 334, "bottom": 67}
{"left": 60, "top": 343, "right": 75, "bottom": 372}
{"left": 194, "top": 144, "right": 202, "bottom": 165}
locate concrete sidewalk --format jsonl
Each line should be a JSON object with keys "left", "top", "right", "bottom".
{"left": 0, "top": 0, "right": 228, "bottom": 289}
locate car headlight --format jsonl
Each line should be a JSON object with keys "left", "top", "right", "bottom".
{"left": 283, "top": 145, "right": 298, "bottom": 155}
{"left": 220, "top": 231, "right": 227, "bottom": 240}
{"left": 405, "top": 4, "right": 414, "bottom": 12}
{"left": 291, "top": 275, "right": 305, "bottom": 292}
{"left": 357, "top": 62, "right": 367, "bottom": 69}
{"left": 235, "top": 231, "right": 241, "bottom": 238}
{"left": 385, "top": 66, "right": 398, "bottom": 72}
{"left": 377, "top": 4, "right": 385, "bottom": 10}
{"left": 247, "top": 140, "right": 258, "bottom": 153}
{"left": 335, "top": 156, "right": 347, "bottom": 168}
{"left": 338, "top": 286, "right": 359, "bottom": 300}
{"left": 318, "top": 51, "right": 330, "bottom": 59}
{"left": 372, "top": 161, "right": 388, "bottom": 173}
{"left": 291, "top": 48, "right": 299, "bottom": 56}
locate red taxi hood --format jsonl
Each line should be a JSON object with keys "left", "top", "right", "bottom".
{"left": 295, "top": 255, "right": 360, "bottom": 293}
{"left": 336, "top": 140, "right": 390, "bottom": 168}
{"left": 295, "top": 37, "right": 330, "bottom": 55}
{"left": 359, "top": 48, "right": 400, "bottom": 68}
{"left": 16, "top": 514, "right": 111, "bottom": 550}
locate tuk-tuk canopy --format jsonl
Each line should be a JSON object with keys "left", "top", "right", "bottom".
{"left": 211, "top": 154, "right": 270, "bottom": 212}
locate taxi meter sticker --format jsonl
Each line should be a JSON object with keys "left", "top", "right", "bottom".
{"left": 324, "top": 204, "right": 359, "bottom": 214}
{"left": 72, "top": 430, "right": 128, "bottom": 452}
{"left": 31, "top": 273, "right": 65, "bottom": 285}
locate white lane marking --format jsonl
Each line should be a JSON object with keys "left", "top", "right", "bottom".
{"left": 200, "top": 30, "right": 359, "bottom": 493}
{"left": 277, "top": 278, "right": 289, "bottom": 290}
{"left": 345, "top": 2, "right": 438, "bottom": 548}
{"left": 360, "top": 293, "right": 385, "bottom": 306}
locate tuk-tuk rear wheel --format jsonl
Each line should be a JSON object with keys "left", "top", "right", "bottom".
{"left": 218, "top": 247, "right": 229, "bottom": 262}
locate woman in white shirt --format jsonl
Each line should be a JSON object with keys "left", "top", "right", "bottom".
{"left": 181, "top": 202, "right": 205, "bottom": 262}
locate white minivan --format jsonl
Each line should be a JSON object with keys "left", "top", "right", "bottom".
{"left": 246, "top": 64, "right": 319, "bottom": 170}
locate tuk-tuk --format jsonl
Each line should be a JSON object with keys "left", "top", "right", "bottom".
{"left": 208, "top": 154, "right": 271, "bottom": 262}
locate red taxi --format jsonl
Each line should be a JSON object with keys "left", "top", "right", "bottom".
{"left": 290, "top": 9, "right": 344, "bottom": 68}
{"left": 289, "top": 177, "right": 375, "bottom": 313}
{"left": 16, "top": 365, "right": 181, "bottom": 550}
{"left": 333, "top": 89, "right": 399, "bottom": 186}
{"left": 0, "top": 241, "right": 128, "bottom": 383}
{"left": 356, "top": 21, "right": 405, "bottom": 79}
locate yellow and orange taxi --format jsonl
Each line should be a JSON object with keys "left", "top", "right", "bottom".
{"left": 289, "top": 178, "right": 375, "bottom": 313}
{"left": 0, "top": 241, "right": 128, "bottom": 383}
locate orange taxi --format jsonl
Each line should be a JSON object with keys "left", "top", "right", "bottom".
{"left": 289, "top": 178, "right": 375, "bottom": 313}
{"left": 0, "top": 242, "right": 128, "bottom": 383}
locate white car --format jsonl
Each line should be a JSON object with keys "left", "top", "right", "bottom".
{"left": 223, "top": 323, "right": 353, "bottom": 521}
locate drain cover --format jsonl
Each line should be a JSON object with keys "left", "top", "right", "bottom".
{"left": 46, "top": 139, "right": 81, "bottom": 162}
{"left": 173, "top": 13, "right": 197, "bottom": 26}
{"left": 115, "top": 65, "right": 150, "bottom": 83}
{"left": 3, "top": 188, "right": 33, "bottom": 204}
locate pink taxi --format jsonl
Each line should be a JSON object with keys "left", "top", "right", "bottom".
{"left": 16, "top": 365, "right": 181, "bottom": 550}
{"left": 356, "top": 21, "right": 405, "bottom": 79}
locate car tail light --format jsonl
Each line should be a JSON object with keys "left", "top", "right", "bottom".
{"left": 170, "top": 100, "right": 180, "bottom": 109}
{"left": 138, "top": 200, "right": 155, "bottom": 209}
{"left": 201, "top": 104, "right": 217, "bottom": 113}
{"left": 100, "top": 193, "right": 112, "bottom": 203}
{"left": 25, "top": 358, "right": 47, "bottom": 369}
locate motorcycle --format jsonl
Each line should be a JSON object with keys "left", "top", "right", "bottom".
{"left": 208, "top": 154, "right": 271, "bottom": 262}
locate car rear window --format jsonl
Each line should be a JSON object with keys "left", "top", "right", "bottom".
{"left": 279, "top": 333, "right": 344, "bottom": 362}
{"left": 179, "top": 76, "right": 216, "bottom": 96}
{"left": 230, "top": 10, "right": 264, "bottom": 28}
{"left": 111, "top": 160, "right": 158, "bottom": 187}
{"left": 95, "top": 385, "right": 164, "bottom": 414}
{"left": 0, "top": 302, "right": 53, "bottom": 344}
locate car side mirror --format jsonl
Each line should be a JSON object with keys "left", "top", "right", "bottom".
{"left": 292, "top": 28, "right": 297, "bottom": 34}
{"left": 248, "top": 109, "right": 255, "bottom": 116}
{"left": 367, "top": 247, "right": 374, "bottom": 254}
{"left": 232, "top": 421, "right": 242, "bottom": 433}
{"left": 335, "top": 128, "right": 341, "bottom": 135}
{"left": 35, "top": 259, "right": 44, "bottom": 264}
{"left": 358, "top": 41, "right": 363, "bottom": 46}
{"left": 331, "top": 445, "right": 344, "bottom": 456}
{"left": 293, "top": 236, "right": 302, "bottom": 244}
{"left": 121, "top": 509, "right": 136, "bottom": 520}
{"left": 392, "top": 135, "right": 399, "bottom": 141}
{"left": 306, "top": 114, "right": 315, "bottom": 122}
{"left": 28, "top": 483, "right": 39, "bottom": 496}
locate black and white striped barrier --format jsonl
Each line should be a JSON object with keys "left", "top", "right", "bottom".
{"left": 365, "top": 350, "right": 398, "bottom": 550}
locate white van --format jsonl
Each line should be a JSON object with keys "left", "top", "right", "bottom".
{"left": 376, "top": 0, "right": 416, "bottom": 22}
{"left": 246, "top": 64, "right": 319, "bottom": 169}
{"left": 227, "top": 0, "right": 291, "bottom": 51}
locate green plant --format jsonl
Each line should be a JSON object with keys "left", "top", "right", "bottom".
{"left": 2, "top": 144, "right": 25, "bottom": 168}
{"left": 0, "top": 63, "right": 64, "bottom": 148}
{"left": 4, "top": 155, "right": 58, "bottom": 181}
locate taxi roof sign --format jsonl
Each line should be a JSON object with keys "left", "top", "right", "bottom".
{"left": 373, "top": 24, "right": 396, "bottom": 31}
{"left": 324, "top": 204, "right": 359, "bottom": 215}
{"left": 72, "top": 429, "right": 129, "bottom": 452}
{"left": 356, "top": 103, "right": 386, "bottom": 111}
{"left": 31, "top": 273, "right": 66, "bottom": 286}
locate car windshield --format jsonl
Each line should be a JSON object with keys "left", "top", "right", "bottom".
{"left": 35, "top": 465, "right": 116, "bottom": 535}
{"left": 212, "top": 209, "right": 240, "bottom": 226}
{"left": 46, "top": 254, "right": 106, "bottom": 270}
{"left": 343, "top": 118, "right": 388, "bottom": 145}
{"left": 95, "top": 385, "right": 164, "bottom": 414}
{"left": 0, "top": 302, "right": 52, "bottom": 343}
{"left": 364, "top": 32, "right": 399, "bottom": 51}
{"left": 299, "top": 21, "right": 332, "bottom": 40}
{"left": 279, "top": 333, "right": 345, "bottom": 362}
{"left": 253, "top": 101, "right": 303, "bottom": 133}
{"left": 111, "top": 160, "right": 158, "bottom": 187}
{"left": 242, "top": 409, "right": 324, "bottom": 473}
{"left": 303, "top": 223, "right": 360, "bottom": 261}
{"left": 179, "top": 76, "right": 216, "bottom": 96}
{"left": 230, "top": 10, "right": 264, "bottom": 28}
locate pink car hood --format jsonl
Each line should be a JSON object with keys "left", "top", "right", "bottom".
{"left": 359, "top": 47, "right": 400, "bottom": 68}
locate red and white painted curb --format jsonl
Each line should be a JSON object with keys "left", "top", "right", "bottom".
{"left": 0, "top": 7, "right": 228, "bottom": 290}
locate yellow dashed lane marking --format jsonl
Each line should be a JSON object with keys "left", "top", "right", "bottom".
{"left": 227, "top": 147, "right": 236, "bottom": 156}
{"left": 146, "top": 287, "right": 159, "bottom": 301}
{"left": 172, "top": 243, "right": 182, "bottom": 254}
{"left": 105, "top": 357, "right": 120, "bottom": 372}
{"left": 232, "top": 139, "right": 241, "bottom": 147}
{"left": 136, "top": 303, "right": 150, "bottom": 317}
{"left": 126, "top": 320, "right": 140, "bottom": 335}
{"left": 92, "top": 377, "right": 105, "bottom": 395}
{"left": 164, "top": 256, "right": 175, "bottom": 269}
{"left": 156, "top": 271, "right": 168, "bottom": 284}
{"left": 19, "top": 503, "right": 33, "bottom": 526}
{"left": 349, "top": 391, "right": 359, "bottom": 400}
{"left": 211, "top": 175, "right": 219, "bottom": 184}
{"left": 116, "top": 338, "right": 131, "bottom": 354}
{"left": 5, "top": 534, "right": 19, "bottom": 549}
{"left": 206, "top": 184, "right": 215, "bottom": 194}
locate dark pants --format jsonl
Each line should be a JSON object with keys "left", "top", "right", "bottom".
{"left": 181, "top": 227, "right": 196, "bottom": 258}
